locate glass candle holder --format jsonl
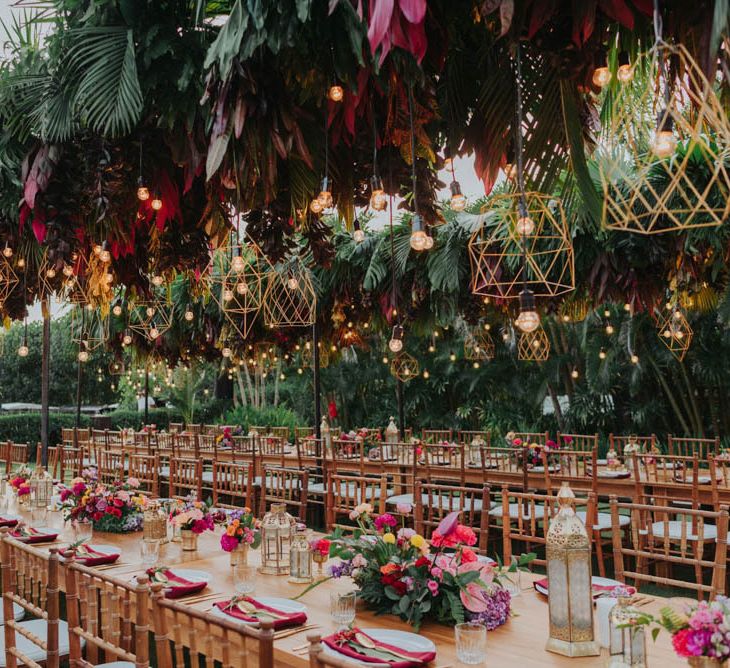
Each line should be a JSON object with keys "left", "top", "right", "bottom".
{"left": 455, "top": 622, "right": 487, "bottom": 665}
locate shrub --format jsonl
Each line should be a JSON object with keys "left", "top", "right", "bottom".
{"left": 0, "top": 413, "right": 91, "bottom": 453}
{"left": 223, "top": 405, "right": 304, "bottom": 439}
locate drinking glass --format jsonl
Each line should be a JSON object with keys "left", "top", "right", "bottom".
{"left": 140, "top": 538, "right": 160, "bottom": 567}
{"left": 233, "top": 562, "right": 256, "bottom": 595}
{"left": 501, "top": 556, "right": 521, "bottom": 597}
{"left": 455, "top": 622, "right": 487, "bottom": 665}
{"left": 330, "top": 591, "right": 356, "bottom": 629}
{"left": 73, "top": 518, "right": 93, "bottom": 544}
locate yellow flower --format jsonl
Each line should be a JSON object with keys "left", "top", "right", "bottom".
{"left": 382, "top": 532, "right": 396, "bottom": 545}
{"left": 410, "top": 534, "right": 425, "bottom": 549}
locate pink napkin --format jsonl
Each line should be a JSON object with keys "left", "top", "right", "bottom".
{"left": 146, "top": 569, "right": 206, "bottom": 599}
{"left": 322, "top": 628, "right": 435, "bottom": 667}
{"left": 214, "top": 597, "right": 307, "bottom": 630}
{"left": 61, "top": 545, "right": 119, "bottom": 566}
{"left": 534, "top": 578, "right": 636, "bottom": 597}
{"left": 0, "top": 517, "right": 19, "bottom": 527}
{"left": 11, "top": 528, "right": 57, "bottom": 544}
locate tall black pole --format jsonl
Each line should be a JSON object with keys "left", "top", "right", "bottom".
{"left": 396, "top": 378, "right": 405, "bottom": 440}
{"left": 75, "top": 356, "right": 83, "bottom": 429}
{"left": 144, "top": 368, "right": 150, "bottom": 426}
{"left": 312, "top": 321, "right": 322, "bottom": 449}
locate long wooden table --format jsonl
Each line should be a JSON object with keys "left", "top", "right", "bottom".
{"left": 11, "top": 503, "right": 686, "bottom": 668}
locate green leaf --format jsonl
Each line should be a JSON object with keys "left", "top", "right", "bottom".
{"left": 206, "top": 130, "right": 231, "bottom": 180}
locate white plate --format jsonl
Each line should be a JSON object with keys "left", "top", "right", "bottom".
{"left": 597, "top": 469, "right": 631, "bottom": 478}
{"left": 167, "top": 569, "right": 211, "bottom": 584}
{"left": 322, "top": 628, "right": 436, "bottom": 664}
{"left": 535, "top": 576, "right": 629, "bottom": 597}
{"left": 532, "top": 465, "right": 560, "bottom": 473}
{"left": 210, "top": 597, "right": 306, "bottom": 625}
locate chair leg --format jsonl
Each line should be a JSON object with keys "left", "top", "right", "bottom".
{"left": 593, "top": 529, "right": 606, "bottom": 577}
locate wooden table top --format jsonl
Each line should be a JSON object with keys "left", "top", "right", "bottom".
{"left": 11, "top": 502, "right": 686, "bottom": 668}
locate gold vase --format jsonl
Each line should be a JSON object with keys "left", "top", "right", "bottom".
{"left": 230, "top": 542, "right": 249, "bottom": 567}
{"left": 181, "top": 529, "right": 198, "bottom": 552}
{"left": 688, "top": 659, "right": 727, "bottom": 667}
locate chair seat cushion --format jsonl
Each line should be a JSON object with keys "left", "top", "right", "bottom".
{"left": 96, "top": 663, "right": 137, "bottom": 668}
{"left": 386, "top": 493, "right": 485, "bottom": 512}
{"left": 488, "top": 503, "right": 546, "bottom": 520}
{"left": 577, "top": 510, "right": 630, "bottom": 531}
{"left": 649, "top": 520, "right": 718, "bottom": 541}
{"left": 0, "top": 619, "right": 75, "bottom": 667}
{"left": 0, "top": 603, "right": 24, "bottom": 624}
{"left": 312, "top": 482, "right": 390, "bottom": 499}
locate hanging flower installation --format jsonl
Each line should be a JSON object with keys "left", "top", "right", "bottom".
{"left": 262, "top": 257, "right": 316, "bottom": 328}
{"left": 599, "top": 25, "right": 730, "bottom": 234}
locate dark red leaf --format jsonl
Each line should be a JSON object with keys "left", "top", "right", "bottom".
{"left": 598, "top": 0, "right": 634, "bottom": 29}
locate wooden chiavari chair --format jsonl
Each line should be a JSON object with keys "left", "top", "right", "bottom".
{"left": 378, "top": 442, "right": 418, "bottom": 515}
{"left": 476, "top": 445, "right": 526, "bottom": 487}
{"left": 0, "top": 533, "right": 67, "bottom": 667}
{"left": 202, "top": 424, "right": 219, "bottom": 436}
{"left": 168, "top": 422, "right": 184, "bottom": 434}
{"left": 556, "top": 432, "right": 598, "bottom": 452}
{"left": 259, "top": 466, "right": 308, "bottom": 521}
{"left": 97, "top": 450, "right": 125, "bottom": 485}
{"left": 268, "top": 427, "right": 291, "bottom": 443}
{"left": 65, "top": 561, "right": 149, "bottom": 668}
{"left": 58, "top": 445, "right": 84, "bottom": 482}
{"left": 128, "top": 453, "right": 159, "bottom": 496}
{"left": 307, "top": 634, "right": 368, "bottom": 668}
{"left": 295, "top": 427, "right": 315, "bottom": 446}
{"left": 325, "top": 473, "right": 388, "bottom": 529}
{"left": 709, "top": 455, "right": 730, "bottom": 510}
{"left": 174, "top": 433, "right": 197, "bottom": 459}
{"left": 75, "top": 428, "right": 91, "bottom": 449}
{"left": 150, "top": 582, "right": 274, "bottom": 668}
{"left": 256, "top": 436, "right": 287, "bottom": 470}
{"left": 198, "top": 434, "right": 219, "bottom": 460}
{"left": 609, "top": 433, "right": 656, "bottom": 457}
{"left": 212, "top": 462, "right": 254, "bottom": 510}
{"left": 133, "top": 432, "right": 151, "bottom": 456}
{"left": 45, "top": 446, "right": 60, "bottom": 480}
{"left": 457, "top": 430, "right": 490, "bottom": 446}
{"left": 511, "top": 431, "right": 550, "bottom": 447}
{"left": 294, "top": 438, "right": 324, "bottom": 512}
{"left": 668, "top": 435, "right": 720, "bottom": 460}
{"left": 496, "top": 488, "right": 556, "bottom": 568}
{"left": 106, "top": 430, "right": 123, "bottom": 453}
{"left": 414, "top": 482, "right": 489, "bottom": 553}
{"left": 90, "top": 430, "right": 108, "bottom": 449}
{"left": 4, "top": 442, "right": 28, "bottom": 475}
{"left": 168, "top": 458, "right": 202, "bottom": 499}
{"left": 248, "top": 425, "right": 266, "bottom": 436}
{"left": 420, "top": 429, "right": 453, "bottom": 444}
{"left": 187, "top": 424, "right": 202, "bottom": 435}
{"left": 61, "top": 429, "right": 75, "bottom": 448}
{"left": 325, "top": 439, "right": 367, "bottom": 476}
{"left": 610, "top": 497, "right": 728, "bottom": 599}
{"left": 633, "top": 453, "right": 702, "bottom": 508}
{"left": 422, "top": 442, "right": 465, "bottom": 486}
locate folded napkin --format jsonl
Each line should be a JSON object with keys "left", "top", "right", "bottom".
{"left": 11, "top": 528, "right": 57, "bottom": 544}
{"left": 0, "top": 517, "right": 18, "bottom": 527}
{"left": 146, "top": 569, "right": 207, "bottom": 599}
{"left": 214, "top": 597, "right": 307, "bottom": 630}
{"left": 61, "top": 545, "right": 119, "bottom": 566}
{"left": 534, "top": 578, "right": 636, "bottom": 597}
{"left": 322, "top": 628, "right": 435, "bottom": 667}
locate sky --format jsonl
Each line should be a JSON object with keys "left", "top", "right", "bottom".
{"left": 0, "top": 2, "right": 488, "bottom": 321}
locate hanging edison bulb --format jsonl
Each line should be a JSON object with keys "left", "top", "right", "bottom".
{"left": 151, "top": 190, "right": 163, "bottom": 211}
{"left": 317, "top": 177, "right": 333, "bottom": 210}
{"left": 423, "top": 229, "right": 434, "bottom": 250}
{"left": 515, "top": 214, "right": 535, "bottom": 237}
{"left": 652, "top": 109, "right": 677, "bottom": 158}
{"left": 370, "top": 176, "right": 387, "bottom": 211}
{"left": 184, "top": 305, "right": 194, "bottom": 321}
{"left": 17, "top": 330, "right": 29, "bottom": 357}
{"left": 231, "top": 250, "right": 245, "bottom": 273}
{"left": 151, "top": 274, "right": 164, "bottom": 287}
{"left": 352, "top": 218, "right": 365, "bottom": 243}
{"left": 410, "top": 214, "right": 428, "bottom": 252}
{"left": 78, "top": 343, "right": 90, "bottom": 363}
{"left": 616, "top": 51, "right": 633, "bottom": 83}
{"left": 286, "top": 274, "right": 300, "bottom": 290}
{"left": 388, "top": 324, "right": 404, "bottom": 353}
{"left": 122, "top": 330, "right": 132, "bottom": 346}
{"left": 592, "top": 49, "right": 611, "bottom": 88}
{"left": 450, "top": 181, "right": 466, "bottom": 211}
{"left": 112, "top": 302, "right": 123, "bottom": 317}
{"left": 2, "top": 242, "right": 12, "bottom": 258}
{"left": 149, "top": 322, "right": 160, "bottom": 340}
{"left": 515, "top": 288, "right": 540, "bottom": 333}
{"left": 328, "top": 84, "right": 343, "bottom": 102}
{"left": 137, "top": 177, "right": 150, "bottom": 201}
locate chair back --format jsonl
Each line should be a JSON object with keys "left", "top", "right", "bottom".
{"left": 269, "top": 427, "right": 290, "bottom": 443}
{"left": 169, "top": 458, "right": 202, "bottom": 499}
{"left": 174, "top": 433, "right": 197, "bottom": 459}
{"left": 668, "top": 435, "right": 720, "bottom": 460}
{"left": 256, "top": 436, "right": 287, "bottom": 468}
{"left": 295, "top": 427, "right": 315, "bottom": 445}
{"left": 259, "top": 466, "right": 308, "bottom": 521}
{"left": 98, "top": 450, "right": 126, "bottom": 485}
{"left": 187, "top": 424, "right": 202, "bottom": 435}
{"left": 609, "top": 434, "right": 656, "bottom": 457}
{"left": 0, "top": 532, "right": 60, "bottom": 668}
{"left": 511, "top": 431, "right": 550, "bottom": 447}
{"left": 325, "top": 473, "right": 387, "bottom": 529}
{"left": 168, "top": 423, "right": 184, "bottom": 433}
{"left": 422, "top": 442, "right": 465, "bottom": 485}
{"left": 58, "top": 445, "right": 84, "bottom": 482}
{"left": 65, "top": 561, "right": 150, "bottom": 668}
{"left": 325, "top": 439, "right": 366, "bottom": 476}
{"left": 457, "top": 430, "right": 490, "bottom": 446}
{"left": 545, "top": 448, "right": 598, "bottom": 495}
{"left": 633, "top": 453, "right": 701, "bottom": 507}
{"left": 212, "top": 462, "right": 254, "bottom": 509}
{"left": 5, "top": 442, "right": 29, "bottom": 474}
{"left": 610, "top": 497, "right": 728, "bottom": 600}
{"left": 150, "top": 583, "right": 274, "bottom": 668}
{"left": 556, "top": 433, "right": 597, "bottom": 452}
{"left": 420, "top": 429, "right": 453, "bottom": 444}
{"left": 128, "top": 453, "right": 159, "bottom": 496}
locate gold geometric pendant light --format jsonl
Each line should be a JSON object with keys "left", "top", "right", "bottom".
{"left": 599, "top": 42, "right": 730, "bottom": 235}
{"left": 468, "top": 193, "right": 575, "bottom": 300}
{"left": 517, "top": 324, "right": 550, "bottom": 362}
{"left": 390, "top": 352, "right": 419, "bottom": 382}
{"left": 0, "top": 254, "right": 19, "bottom": 313}
{"left": 70, "top": 306, "right": 109, "bottom": 352}
{"left": 263, "top": 257, "right": 316, "bottom": 328}
{"left": 127, "top": 298, "right": 172, "bottom": 342}
{"left": 464, "top": 324, "right": 495, "bottom": 361}
{"left": 656, "top": 306, "right": 693, "bottom": 361}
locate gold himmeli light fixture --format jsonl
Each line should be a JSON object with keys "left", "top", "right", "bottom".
{"left": 517, "top": 324, "right": 550, "bottom": 362}
{"left": 390, "top": 352, "right": 419, "bottom": 382}
{"left": 262, "top": 257, "right": 316, "bottom": 328}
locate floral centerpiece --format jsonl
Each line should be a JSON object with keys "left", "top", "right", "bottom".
{"left": 141, "top": 424, "right": 157, "bottom": 434}
{"left": 510, "top": 437, "right": 561, "bottom": 468}
{"left": 633, "top": 598, "right": 730, "bottom": 665}
{"left": 60, "top": 474, "right": 147, "bottom": 533}
{"left": 10, "top": 465, "right": 31, "bottom": 502}
{"left": 170, "top": 497, "right": 215, "bottom": 550}
{"left": 220, "top": 508, "right": 261, "bottom": 565}
{"left": 216, "top": 427, "right": 236, "bottom": 448}
{"left": 296, "top": 504, "right": 531, "bottom": 631}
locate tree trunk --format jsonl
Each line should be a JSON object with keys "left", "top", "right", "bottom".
{"left": 273, "top": 362, "right": 280, "bottom": 407}
{"left": 546, "top": 381, "right": 565, "bottom": 431}
{"left": 40, "top": 299, "right": 50, "bottom": 465}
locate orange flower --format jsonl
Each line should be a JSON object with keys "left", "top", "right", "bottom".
{"left": 380, "top": 563, "right": 400, "bottom": 575}
{"left": 226, "top": 526, "right": 236, "bottom": 536}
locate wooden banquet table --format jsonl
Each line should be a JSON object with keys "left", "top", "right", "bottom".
{"left": 7, "top": 503, "right": 687, "bottom": 668}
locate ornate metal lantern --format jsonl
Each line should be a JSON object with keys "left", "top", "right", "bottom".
{"left": 258, "top": 503, "right": 296, "bottom": 575}
{"left": 29, "top": 466, "right": 54, "bottom": 511}
{"left": 288, "top": 524, "right": 313, "bottom": 584}
{"left": 545, "top": 482, "right": 600, "bottom": 658}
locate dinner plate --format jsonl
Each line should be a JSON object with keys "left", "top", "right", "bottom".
{"left": 532, "top": 465, "right": 560, "bottom": 473}
{"left": 596, "top": 469, "right": 631, "bottom": 478}
{"left": 61, "top": 544, "right": 121, "bottom": 564}
{"left": 322, "top": 628, "right": 436, "bottom": 665}
{"left": 210, "top": 597, "right": 306, "bottom": 625}
{"left": 535, "top": 576, "right": 635, "bottom": 598}
{"left": 167, "top": 569, "right": 211, "bottom": 584}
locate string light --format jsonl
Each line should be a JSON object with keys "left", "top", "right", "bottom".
{"left": 151, "top": 274, "right": 164, "bottom": 287}
{"left": 599, "top": 348, "right": 607, "bottom": 360}
{"left": 151, "top": 190, "right": 163, "bottom": 211}
{"left": 515, "top": 215, "right": 535, "bottom": 237}
{"left": 309, "top": 197, "right": 323, "bottom": 214}
{"left": 112, "top": 303, "right": 123, "bottom": 317}
{"left": 449, "top": 351, "right": 457, "bottom": 362}
{"left": 149, "top": 323, "right": 160, "bottom": 340}
{"left": 617, "top": 51, "right": 633, "bottom": 83}
{"left": 137, "top": 177, "right": 150, "bottom": 201}
{"left": 317, "top": 176, "right": 333, "bottom": 209}
{"left": 515, "top": 288, "right": 540, "bottom": 333}
{"left": 423, "top": 369, "right": 430, "bottom": 379}
{"left": 231, "top": 250, "right": 245, "bottom": 273}
{"left": 184, "top": 306, "right": 194, "bottom": 322}
{"left": 631, "top": 354, "right": 639, "bottom": 364}
{"left": 388, "top": 324, "right": 404, "bottom": 353}
{"left": 592, "top": 50, "right": 611, "bottom": 88}
{"left": 328, "top": 84, "right": 343, "bottom": 102}
{"left": 352, "top": 218, "right": 365, "bottom": 244}
{"left": 449, "top": 180, "right": 466, "bottom": 211}
{"left": 570, "top": 368, "right": 579, "bottom": 379}
{"left": 605, "top": 324, "right": 615, "bottom": 335}
{"left": 370, "top": 177, "right": 387, "bottom": 211}
{"left": 122, "top": 330, "right": 132, "bottom": 346}
{"left": 410, "top": 214, "right": 428, "bottom": 251}
{"left": 652, "top": 109, "right": 677, "bottom": 158}
{"left": 2, "top": 242, "right": 12, "bottom": 258}
{"left": 286, "top": 275, "right": 299, "bottom": 290}
{"left": 99, "top": 241, "right": 111, "bottom": 264}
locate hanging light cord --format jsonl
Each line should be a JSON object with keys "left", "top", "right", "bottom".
{"left": 514, "top": 43, "right": 529, "bottom": 293}
{"left": 138, "top": 141, "right": 143, "bottom": 178}
{"left": 323, "top": 104, "right": 329, "bottom": 182}
{"left": 407, "top": 84, "right": 419, "bottom": 217}
{"left": 653, "top": 0, "right": 670, "bottom": 108}
{"left": 371, "top": 100, "right": 379, "bottom": 179}
{"left": 388, "top": 161, "right": 398, "bottom": 326}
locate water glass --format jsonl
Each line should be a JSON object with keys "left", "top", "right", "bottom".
{"left": 233, "top": 563, "right": 256, "bottom": 595}
{"left": 73, "top": 519, "right": 93, "bottom": 544}
{"left": 140, "top": 538, "right": 160, "bottom": 567}
{"left": 330, "top": 591, "right": 356, "bottom": 629}
{"left": 455, "top": 622, "right": 487, "bottom": 665}
{"left": 501, "top": 556, "right": 521, "bottom": 597}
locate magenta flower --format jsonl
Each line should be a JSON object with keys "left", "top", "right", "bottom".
{"left": 435, "top": 511, "right": 460, "bottom": 539}
{"left": 427, "top": 580, "right": 439, "bottom": 596}
{"left": 373, "top": 513, "right": 398, "bottom": 531}
{"left": 220, "top": 533, "right": 238, "bottom": 552}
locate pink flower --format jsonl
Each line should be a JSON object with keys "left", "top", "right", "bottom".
{"left": 546, "top": 440, "right": 557, "bottom": 449}
{"left": 512, "top": 438, "right": 522, "bottom": 447}
{"left": 563, "top": 436, "right": 573, "bottom": 444}
{"left": 220, "top": 534, "right": 238, "bottom": 552}
{"left": 461, "top": 582, "right": 490, "bottom": 612}
{"left": 461, "top": 548, "right": 478, "bottom": 563}
{"left": 397, "top": 527, "right": 416, "bottom": 542}
{"left": 430, "top": 566, "right": 443, "bottom": 581}
{"left": 427, "top": 580, "right": 439, "bottom": 596}
{"left": 396, "top": 502, "right": 412, "bottom": 515}
{"left": 126, "top": 477, "right": 140, "bottom": 488}
{"left": 373, "top": 514, "right": 397, "bottom": 531}
{"left": 435, "top": 511, "right": 460, "bottom": 540}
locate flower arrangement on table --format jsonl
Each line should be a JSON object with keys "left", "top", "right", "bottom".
{"left": 59, "top": 475, "right": 147, "bottom": 533}
{"left": 219, "top": 508, "right": 261, "bottom": 552}
{"left": 510, "top": 437, "right": 561, "bottom": 468}
{"left": 295, "top": 504, "right": 532, "bottom": 631}
{"left": 169, "top": 498, "right": 215, "bottom": 534}
{"left": 216, "top": 427, "right": 235, "bottom": 449}
{"left": 141, "top": 424, "right": 157, "bottom": 434}
{"left": 9, "top": 466, "right": 32, "bottom": 501}
{"left": 632, "top": 597, "right": 730, "bottom": 663}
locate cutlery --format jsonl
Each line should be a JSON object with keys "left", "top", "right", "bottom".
{"left": 274, "top": 624, "right": 320, "bottom": 640}
{"left": 183, "top": 593, "right": 222, "bottom": 604}
{"left": 235, "top": 599, "right": 287, "bottom": 619}
{"left": 354, "top": 632, "right": 418, "bottom": 661}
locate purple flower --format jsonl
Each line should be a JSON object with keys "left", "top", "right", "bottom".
{"left": 468, "top": 588, "right": 511, "bottom": 631}
{"left": 396, "top": 502, "right": 412, "bottom": 515}
{"left": 328, "top": 560, "right": 354, "bottom": 579}
{"left": 373, "top": 513, "right": 398, "bottom": 531}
